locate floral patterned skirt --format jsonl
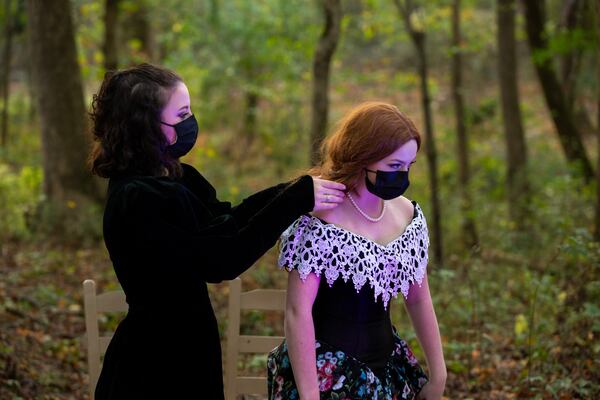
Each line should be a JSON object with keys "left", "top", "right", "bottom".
{"left": 267, "top": 331, "right": 428, "bottom": 400}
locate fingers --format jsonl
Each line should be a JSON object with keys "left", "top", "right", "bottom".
{"left": 319, "top": 179, "right": 346, "bottom": 191}
{"left": 320, "top": 193, "right": 344, "bottom": 204}
{"left": 312, "top": 190, "right": 345, "bottom": 212}
{"left": 320, "top": 190, "right": 345, "bottom": 200}
{"left": 311, "top": 177, "right": 347, "bottom": 212}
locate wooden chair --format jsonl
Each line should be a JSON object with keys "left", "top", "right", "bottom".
{"left": 82, "top": 279, "right": 127, "bottom": 400}
{"left": 225, "top": 278, "right": 287, "bottom": 400}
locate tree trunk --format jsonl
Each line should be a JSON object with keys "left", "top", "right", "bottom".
{"left": 26, "top": 0, "right": 99, "bottom": 204}
{"left": 239, "top": 2, "right": 258, "bottom": 152}
{"left": 522, "top": 0, "right": 594, "bottom": 181}
{"left": 595, "top": 0, "right": 600, "bottom": 241}
{"left": 243, "top": 89, "right": 258, "bottom": 147}
{"left": 393, "top": 0, "right": 444, "bottom": 265}
{"left": 1, "top": 0, "right": 13, "bottom": 147}
{"left": 451, "top": 0, "right": 478, "bottom": 250}
{"left": 498, "top": 0, "right": 529, "bottom": 224}
{"left": 209, "top": 0, "right": 220, "bottom": 27}
{"left": 103, "top": 0, "right": 119, "bottom": 71}
{"left": 560, "top": 0, "right": 584, "bottom": 110}
{"left": 122, "top": 0, "right": 156, "bottom": 63}
{"left": 560, "top": 0, "right": 597, "bottom": 138}
{"left": 310, "top": 0, "right": 341, "bottom": 166}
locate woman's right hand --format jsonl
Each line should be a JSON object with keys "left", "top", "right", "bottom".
{"left": 416, "top": 380, "right": 445, "bottom": 400}
{"left": 311, "top": 177, "right": 346, "bottom": 212}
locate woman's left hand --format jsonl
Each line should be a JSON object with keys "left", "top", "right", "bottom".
{"left": 417, "top": 380, "right": 445, "bottom": 400}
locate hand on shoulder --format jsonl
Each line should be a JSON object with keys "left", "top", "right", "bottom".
{"left": 310, "top": 176, "right": 346, "bottom": 213}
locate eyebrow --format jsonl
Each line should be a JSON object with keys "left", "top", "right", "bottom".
{"left": 178, "top": 105, "right": 190, "bottom": 112}
{"left": 390, "top": 158, "right": 416, "bottom": 163}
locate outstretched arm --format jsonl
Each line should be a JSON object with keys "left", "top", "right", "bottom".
{"left": 179, "top": 163, "right": 345, "bottom": 224}
{"left": 125, "top": 176, "right": 314, "bottom": 283}
{"left": 229, "top": 182, "right": 294, "bottom": 223}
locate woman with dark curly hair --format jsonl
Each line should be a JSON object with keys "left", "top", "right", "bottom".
{"left": 88, "top": 63, "right": 346, "bottom": 399}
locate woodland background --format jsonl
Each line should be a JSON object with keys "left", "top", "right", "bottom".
{"left": 0, "top": 0, "right": 599, "bottom": 399}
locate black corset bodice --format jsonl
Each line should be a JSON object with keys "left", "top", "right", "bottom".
{"left": 312, "top": 277, "right": 395, "bottom": 379}
{"left": 279, "top": 199, "right": 431, "bottom": 382}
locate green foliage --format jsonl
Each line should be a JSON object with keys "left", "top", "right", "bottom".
{"left": 466, "top": 97, "right": 497, "bottom": 128}
{"left": 73, "top": 0, "right": 105, "bottom": 80}
{"left": 0, "top": 164, "right": 43, "bottom": 241}
{"left": 32, "top": 200, "right": 104, "bottom": 246}
{"left": 0, "top": 160, "right": 103, "bottom": 245}
{"left": 153, "top": 0, "right": 319, "bottom": 133}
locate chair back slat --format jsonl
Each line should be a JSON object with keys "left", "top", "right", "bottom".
{"left": 240, "top": 289, "right": 286, "bottom": 310}
{"left": 236, "top": 377, "right": 269, "bottom": 395}
{"left": 99, "top": 336, "right": 113, "bottom": 354}
{"left": 238, "top": 335, "right": 284, "bottom": 353}
{"left": 225, "top": 278, "right": 287, "bottom": 400}
{"left": 82, "top": 279, "right": 126, "bottom": 400}
{"left": 96, "top": 291, "right": 127, "bottom": 313}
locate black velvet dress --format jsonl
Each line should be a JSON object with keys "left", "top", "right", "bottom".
{"left": 94, "top": 163, "right": 314, "bottom": 400}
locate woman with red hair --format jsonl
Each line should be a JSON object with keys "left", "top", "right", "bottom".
{"left": 268, "top": 102, "right": 446, "bottom": 399}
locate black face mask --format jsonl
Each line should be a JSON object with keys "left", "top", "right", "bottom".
{"left": 161, "top": 114, "right": 199, "bottom": 158}
{"left": 364, "top": 168, "right": 410, "bottom": 200}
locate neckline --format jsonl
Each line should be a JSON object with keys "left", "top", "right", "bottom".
{"left": 308, "top": 200, "right": 420, "bottom": 249}
{"left": 107, "top": 174, "right": 172, "bottom": 194}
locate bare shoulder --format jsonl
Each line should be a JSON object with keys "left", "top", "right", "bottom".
{"left": 310, "top": 208, "right": 338, "bottom": 224}
{"left": 388, "top": 195, "right": 416, "bottom": 218}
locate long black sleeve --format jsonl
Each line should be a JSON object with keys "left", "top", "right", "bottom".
{"left": 116, "top": 174, "right": 314, "bottom": 284}
{"left": 228, "top": 183, "right": 291, "bottom": 222}
{"left": 179, "top": 163, "right": 294, "bottom": 224}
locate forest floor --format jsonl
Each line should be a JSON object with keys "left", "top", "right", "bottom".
{"left": 1, "top": 235, "right": 598, "bottom": 399}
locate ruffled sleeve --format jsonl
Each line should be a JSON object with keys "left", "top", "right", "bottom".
{"left": 277, "top": 203, "right": 430, "bottom": 309}
{"left": 277, "top": 215, "right": 325, "bottom": 280}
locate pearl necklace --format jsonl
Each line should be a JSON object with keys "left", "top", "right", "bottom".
{"left": 347, "top": 192, "right": 386, "bottom": 222}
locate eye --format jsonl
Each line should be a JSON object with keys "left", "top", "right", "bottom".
{"left": 388, "top": 163, "right": 402, "bottom": 169}
{"left": 178, "top": 112, "right": 190, "bottom": 119}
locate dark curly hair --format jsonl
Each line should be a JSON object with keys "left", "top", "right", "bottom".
{"left": 88, "top": 63, "right": 184, "bottom": 178}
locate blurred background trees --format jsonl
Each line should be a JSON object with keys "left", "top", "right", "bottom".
{"left": 0, "top": 0, "right": 598, "bottom": 398}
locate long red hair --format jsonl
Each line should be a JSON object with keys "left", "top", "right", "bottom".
{"left": 310, "top": 102, "right": 421, "bottom": 191}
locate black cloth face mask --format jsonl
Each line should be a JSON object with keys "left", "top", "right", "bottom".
{"left": 161, "top": 114, "right": 199, "bottom": 158}
{"left": 364, "top": 168, "right": 410, "bottom": 200}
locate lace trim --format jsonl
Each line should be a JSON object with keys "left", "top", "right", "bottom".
{"left": 278, "top": 202, "right": 429, "bottom": 309}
